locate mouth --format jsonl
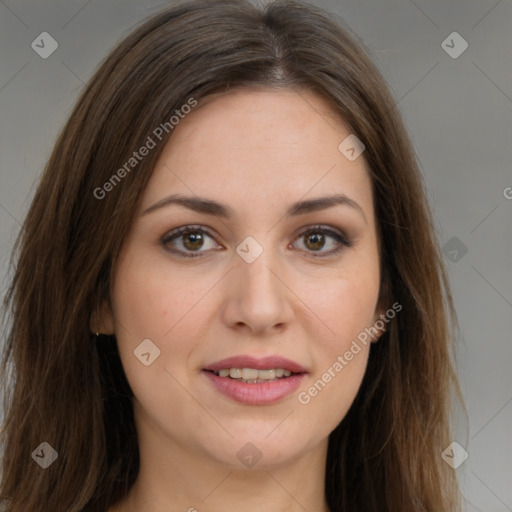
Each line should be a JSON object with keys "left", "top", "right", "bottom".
{"left": 202, "top": 355, "right": 308, "bottom": 405}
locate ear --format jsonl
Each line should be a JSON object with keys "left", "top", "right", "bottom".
{"left": 370, "top": 300, "right": 389, "bottom": 343}
{"left": 370, "top": 266, "right": 393, "bottom": 343}
{"left": 90, "top": 299, "right": 115, "bottom": 335}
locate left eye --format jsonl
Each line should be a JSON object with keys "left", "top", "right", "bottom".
{"left": 291, "top": 225, "right": 352, "bottom": 257}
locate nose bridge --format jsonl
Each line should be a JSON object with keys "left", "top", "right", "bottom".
{"left": 225, "top": 236, "right": 292, "bottom": 332}
{"left": 237, "top": 241, "right": 282, "bottom": 304}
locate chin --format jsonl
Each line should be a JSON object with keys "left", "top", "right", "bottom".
{"left": 199, "top": 429, "right": 319, "bottom": 471}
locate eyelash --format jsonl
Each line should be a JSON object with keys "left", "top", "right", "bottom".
{"left": 160, "top": 224, "right": 353, "bottom": 259}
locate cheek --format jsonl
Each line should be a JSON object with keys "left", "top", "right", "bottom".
{"left": 298, "top": 254, "right": 379, "bottom": 413}
{"left": 297, "top": 277, "right": 376, "bottom": 428}
{"left": 308, "top": 259, "right": 381, "bottom": 348}
{"left": 110, "top": 252, "right": 220, "bottom": 385}
{"left": 111, "top": 251, "right": 207, "bottom": 339}
{"left": 109, "top": 255, "right": 204, "bottom": 414}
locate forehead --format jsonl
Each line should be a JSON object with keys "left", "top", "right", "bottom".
{"left": 138, "top": 88, "right": 374, "bottom": 223}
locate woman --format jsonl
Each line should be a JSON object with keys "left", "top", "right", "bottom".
{"left": 0, "top": 0, "right": 464, "bottom": 510}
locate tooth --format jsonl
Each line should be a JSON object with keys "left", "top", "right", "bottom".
{"left": 229, "top": 368, "right": 242, "bottom": 378}
{"left": 257, "top": 369, "right": 276, "bottom": 380}
{"left": 217, "top": 367, "right": 294, "bottom": 380}
{"left": 242, "top": 368, "right": 260, "bottom": 380}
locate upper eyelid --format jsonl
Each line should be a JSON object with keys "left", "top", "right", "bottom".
{"left": 161, "top": 224, "right": 217, "bottom": 242}
{"left": 161, "top": 224, "right": 346, "bottom": 240}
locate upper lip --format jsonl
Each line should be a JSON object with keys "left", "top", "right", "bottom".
{"left": 203, "top": 355, "right": 308, "bottom": 374}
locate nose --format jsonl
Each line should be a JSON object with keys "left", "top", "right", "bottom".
{"left": 220, "top": 245, "right": 294, "bottom": 335}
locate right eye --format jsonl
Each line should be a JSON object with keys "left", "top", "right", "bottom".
{"left": 161, "top": 225, "right": 224, "bottom": 258}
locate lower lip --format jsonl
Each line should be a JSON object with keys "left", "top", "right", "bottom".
{"left": 203, "top": 371, "right": 307, "bottom": 405}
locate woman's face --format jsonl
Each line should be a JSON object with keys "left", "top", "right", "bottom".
{"left": 102, "top": 88, "right": 385, "bottom": 470}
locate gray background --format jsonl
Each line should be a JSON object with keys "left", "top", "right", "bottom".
{"left": 1, "top": 0, "right": 511, "bottom": 510}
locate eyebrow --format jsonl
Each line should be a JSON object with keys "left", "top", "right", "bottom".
{"left": 142, "top": 193, "right": 367, "bottom": 223}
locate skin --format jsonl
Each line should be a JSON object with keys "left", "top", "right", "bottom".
{"left": 100, "top": 88, "right": 386, "bottom": 512}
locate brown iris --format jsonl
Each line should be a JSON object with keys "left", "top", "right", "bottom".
{"left": 304, "top": 231, "right": 325, "bottom": 251}
{"left": 182, "top": 230, "right": 204, "bottom": 251}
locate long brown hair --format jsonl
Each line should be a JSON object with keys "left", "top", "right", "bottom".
{"left": 0, "top": 0, "right": 464, "bottom": 510}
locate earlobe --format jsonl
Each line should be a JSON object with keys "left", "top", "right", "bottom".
{"left": 372, "top": 270, "right": 393, "bottom": 343}
{"left": 370, "top": 303, "right": 389, "bottom": 343}
{"left": 90, "top": 299, "right": 115, "bottom": 335}
{"left": 370, "top": 325, "right": 386, "bottom": 343}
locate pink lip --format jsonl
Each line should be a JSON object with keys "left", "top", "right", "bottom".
{"left": 202, "top": 354, "right": 308, "bottom": 405}
{"left": 203, "top": 371, "right": 307, "bottom": 405}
